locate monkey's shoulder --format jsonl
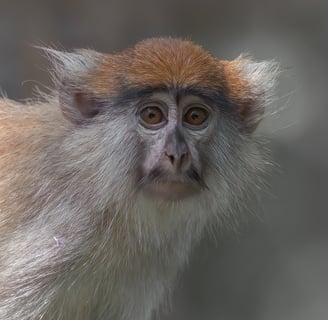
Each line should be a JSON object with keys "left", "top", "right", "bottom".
{"left": 0, "top": 98, "right": 65, "bottom": 159}
{"left": 0, "top": 97, "right": 63, "bottom": 129}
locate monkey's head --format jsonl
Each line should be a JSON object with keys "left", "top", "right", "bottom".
{"left": 46, "top": 38, "right": 277, "bottom": 207}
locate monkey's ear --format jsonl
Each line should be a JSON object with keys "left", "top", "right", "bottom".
{"left": 222, "top": 57, "right": 279, "bottom": 132}
{"left": 41, "top": 48, "right": 103, "bottom": 124}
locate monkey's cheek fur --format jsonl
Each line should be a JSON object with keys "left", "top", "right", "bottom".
{"left": 143, "top": 181, "right": 199, "bottom": 201}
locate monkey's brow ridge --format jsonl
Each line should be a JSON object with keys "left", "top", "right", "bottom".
{"left": 112, "top": 84, "right": 233, "bottom": 111}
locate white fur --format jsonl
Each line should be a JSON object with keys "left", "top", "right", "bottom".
{"left": 41, "top": 48, "right": 101, "bottom": 84}
{"left": 238, "top": 56, "right": 279, "bottom": 102}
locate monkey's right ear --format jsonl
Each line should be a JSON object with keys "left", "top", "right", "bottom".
{"left": 41, "top": 48, "right": 103, "bottom": 124}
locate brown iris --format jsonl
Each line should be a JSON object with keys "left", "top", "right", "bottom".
{"left": 184, "top": 107, "right": 209, "bottom": 126}
{"left": 140, "top": 107, "right": 164, "bottom": 125}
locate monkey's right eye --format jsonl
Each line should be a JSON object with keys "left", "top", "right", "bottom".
{"left": 139, "top": 106, "right": 166, "bottom": 127}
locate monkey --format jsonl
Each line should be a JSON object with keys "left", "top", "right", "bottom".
{"left": 0, "top": 38, "right": 278, "bottom": 320}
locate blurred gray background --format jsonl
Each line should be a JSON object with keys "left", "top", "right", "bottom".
{"left": 1, "top": 0, "right": 327, "bottom": 319}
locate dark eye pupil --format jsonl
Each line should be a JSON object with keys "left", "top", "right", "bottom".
{"left": 148, "top": 112, "right": 156, "bottom": 119}
{"left": 191, "top": 112, "right": 199, "bottom": 120}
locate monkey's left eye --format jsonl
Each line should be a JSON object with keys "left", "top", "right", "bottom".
{"left": 184, "top": 106, "right": 209, "bottom": 126}
{"left": 140, "top": 106, "right": 165, "bottom": 127}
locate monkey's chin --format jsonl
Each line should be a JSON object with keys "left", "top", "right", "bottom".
{"left": 143, "top": 181, "right": 199, "bottom": 201}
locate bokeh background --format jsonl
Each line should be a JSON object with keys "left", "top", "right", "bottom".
{"left": 1, "top": 1, "right": 328, "bottom": 319}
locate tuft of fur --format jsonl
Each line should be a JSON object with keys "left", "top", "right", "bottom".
{"left": 0, "top": 38, "right": 278, "bottom": 320}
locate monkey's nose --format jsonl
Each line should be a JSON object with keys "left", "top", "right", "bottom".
{"left": 164, "top": 150, "right": 189, "bottom": 169}
{"left": 164, "top": 128, "right": 190, "bottom": 170}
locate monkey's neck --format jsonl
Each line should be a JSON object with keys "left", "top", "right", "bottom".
{"left": 44, "top": 198, "right": 207, "bottom": 320}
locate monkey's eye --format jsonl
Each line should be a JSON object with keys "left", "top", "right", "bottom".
{"left": 140, "top": 106, "right": 165, "bottom": 126}
{"left": 184, "top": 106, "right": 209, "bottom": 126}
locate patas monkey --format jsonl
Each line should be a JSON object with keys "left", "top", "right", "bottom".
{"left": 0, "top": 38, "right": 278, "bottom": 320}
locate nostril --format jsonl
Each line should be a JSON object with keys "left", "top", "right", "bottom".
{"left": 181, "top": 152, "right": 188, "bottom": 163}
{"left": 168, "top": 155, "right": 175, "bottom": 164}
{"left": 165, "top": 152, "right": 175, "bottom": 165}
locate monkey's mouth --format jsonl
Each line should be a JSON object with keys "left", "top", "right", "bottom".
{"left": 146, "top": 181, "right": 197, "bottom": 201}
{"left": 138, "top": 167, "right": 207, "bottom": 201}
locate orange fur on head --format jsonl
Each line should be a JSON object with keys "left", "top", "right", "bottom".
{"left": 89, "top": 38, "right": 224, "bottom": 94}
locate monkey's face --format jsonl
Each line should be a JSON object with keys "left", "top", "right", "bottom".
{"left": 51, "top": 38, "right": 276, "bottom": 207}
{"left": 135, "top": 92, "right": 217, "bottom": 201}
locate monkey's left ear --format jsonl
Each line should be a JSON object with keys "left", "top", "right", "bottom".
{"left": 42, "top": 48, "right": 103, "bottom": 124}
{"left": 221, "top": 57, "right": 279, "bottom": 132}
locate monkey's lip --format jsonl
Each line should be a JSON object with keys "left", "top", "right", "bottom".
{"left": 143, "top": 179, "right": 199, "bottom": 201}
